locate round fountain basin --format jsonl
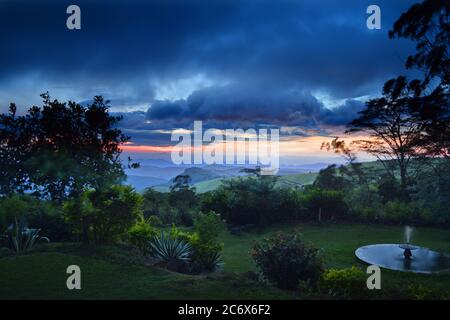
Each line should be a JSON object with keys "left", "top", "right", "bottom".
{"left": 355, "top": 244, "right": 450, "bottom": 274}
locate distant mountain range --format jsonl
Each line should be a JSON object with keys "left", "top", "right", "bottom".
{"left": 124, "top": 158, "right": 330, "bottom": 192}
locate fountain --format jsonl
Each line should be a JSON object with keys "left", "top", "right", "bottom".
{"left": 355, "top": 226, "right": 450, "bottom": 274}
{"left": 399, "top": 226, "right": 417, "bottom": 259}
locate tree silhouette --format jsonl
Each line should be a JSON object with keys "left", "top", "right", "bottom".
{"left": 0, "top": 93, "right": 131, "bottom": 201}
{"left": 347, "top": 77, "right": 426, "bottom": 198}
{"left": 389, "top": 0, "right": 449, "bottom": 87}
{"left": 389, "top": 0, "right": 450, "bottom": 158}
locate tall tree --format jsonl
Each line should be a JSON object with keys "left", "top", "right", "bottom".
{"left": 347, "top": 77, "right": 425, "bottom": 198}
{"left": 389, "top": 0, "right": 450, "bottom": 157}
{"left": 389, "top": 0, "right": 449, "bottom": 87}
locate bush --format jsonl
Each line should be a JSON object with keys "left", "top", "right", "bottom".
{"left": 0, "top": 195, "right": 29, "bottom": 231}
{"left": 147, "top": 215, "right": 163, "bottom": 228}
{"left": 142, "top": 187, "right": 198, "bottom": 226}
{"left": 407, "top": 284, "right": 448, "bottom": 300}
{"left": 189, "top": 240, "right": 224, "bottom": 273}
{"left": 381, "top": 201, "right": 422, "bottom": 225}
{"left": 194, "top": 211, "right": 225, "bottom": 243}
{"left": 320, "top": 266, "right": 368, "bottom": 299}
{"left": 64, "top": 185, "right": 143, "bottom": 244}
{"left": 251, "top": 233, "right": 324, "bottom": 290}
{"left": 27, "top": 211, "right": 73, "bottom": 242}
{"left": 200, "top": 176, "right": 300, "bottom": 227}
{"left": 190, "top": 211, "right": 225, "bottom": 273}
{"left": 128, "top": 219, "right": 157, "bottom": 254}
{"left": 301, "top": 188, "right": 349, "bottom": 221}
{"left": 0, "top": 195, "right": 72, "bottom": 241}
{"left": 166, "top": 221, "right": 224, "bottom": 274}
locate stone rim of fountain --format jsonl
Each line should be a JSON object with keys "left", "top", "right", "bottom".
{"left": 355, "top": 243, "right": 450, "bottom": 274}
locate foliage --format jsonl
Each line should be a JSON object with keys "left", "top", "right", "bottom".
{"left": 147, "top": 215, "right": 163, "bottom": 228}
{"left": 194, "top": 211, "right": 225, "bottom": 243}
{"left": 167, "top": 220, "right": 224, "bottom": 274}
{"left": 251, "top": 233, "right": 324, "bottom": 290}
{"left": 381, "top": 201, "right": 423, "bottom": 225}
{"left": 301, "top": 188, "right": 348, "bottom": 221}
{"left": 407, "top": 284, "right": 448, "bottom": 300}
{"left": 0, "top": 93, "right": 133, "bottom": 201}
{"left": 320, "top": 266, "right": 368, "bottom": 299}
{"left": 313, "top": 164, "right": 347, "bottom": 191}
{"left": 0, "top": 195, "right": 32, "bottom": 231}
{"left": 142, "top": 187, "right": 198, "bottom": 226}
{"left": 64, "top": 185, "right": 143, "bottom": 244}
{"left": 389, "top": 0, "right": 449, "bottom": 87}
{"left": 201, "top": 176, "right": 300, "bottom": 226}
{"left": 188, "top": 212, "right": 225, "bottom": 273}
{"left": 27, "top": 211, "right": 73, "bottom": 242}
{"left": 377, "top": 173, "right": 404, "bottom": 203}
{"left": 0, "top": 195, "right": 72, "bottom": 241}
{"left": 128, "top": 219, "right": 158, "bottom": 254}
{"left": 4, "top": 217, "right": 50, "bottom": 254}
{"left": 149, "top": 231, "right": 192, "bottom": 264}
{"left": 347, "top": 77, "right": 428, "bottom": 199}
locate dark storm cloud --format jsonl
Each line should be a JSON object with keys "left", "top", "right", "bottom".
{"left": 145, "top": 83, "right": 365, "bottom": 130}
{"left": 0, "top": 0, "right": 418, "bottom": 144}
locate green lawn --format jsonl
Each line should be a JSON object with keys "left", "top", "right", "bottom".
{"left": 220, "top": 223, "right": 450, "bottom": 293}
{"left": 0, "top": 251, "right": 292, "bottom": 299}
{"left": 0, "top": 223, "right": 449, "bottom": 299}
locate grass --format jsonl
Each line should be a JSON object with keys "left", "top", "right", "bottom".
{"left": 180, "top": 172, "right": 319, "bottom": 194}
{"left": 0, "top": 223, "right": 448, "bottom": 299}
{"left": 0, "top": 250, "right": 293, "bottom": 300}
{"left": 220, "top": 223, "right": 450, "bottom": 293}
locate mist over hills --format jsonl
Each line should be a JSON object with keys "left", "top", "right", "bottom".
{"left": 124, "top": 158, "right": 330, "bottom": 192}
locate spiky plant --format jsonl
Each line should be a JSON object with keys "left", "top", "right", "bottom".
{"left": 191, "top": 250, "right": 224, "bottom": 273}
{"left": 148, "top": 232, "right": 192, "bottom": 263}
{"left": 5, "top": 217, "right": 50, "bottom": 254}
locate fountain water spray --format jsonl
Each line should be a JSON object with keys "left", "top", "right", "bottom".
{"left": 404, "top": 225, "right": 413, "bottom": 244}
{"left": 400, "top": 225, "right": 416, "bottom": 259}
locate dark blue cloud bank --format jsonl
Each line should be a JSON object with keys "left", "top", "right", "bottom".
{"left": 0, "top": 0, "right": 418, "bottom": 145}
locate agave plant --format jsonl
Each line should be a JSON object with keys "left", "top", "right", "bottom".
{"left": 5, "top": 217, "right": 50, "bottom": 254}
{"left": 200, "top": 251, "right": 224, "bottom": 271}
{"left": 148, "top": 232, "right": 192, "bottom": 263}
{"left": 190, "top": 250, "right": 224, "bottom": 273}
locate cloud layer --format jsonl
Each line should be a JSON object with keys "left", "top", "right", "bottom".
{"left": 0, "top": 0, "right": 418, "bottom": 152}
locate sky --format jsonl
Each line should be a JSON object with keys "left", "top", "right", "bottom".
{"left": 0, "top": 0, "right": 420, "bottom": 165}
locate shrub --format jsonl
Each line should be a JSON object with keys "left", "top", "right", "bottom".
{"left": 194, "top": 211, "right": 225, "bottom": 243}
{"left": 320, "top": 266, "right": 368, "bottom": 299}
{"left": 251, "top": 233, "right": 324, "bottom": 290}
{"left": 27, "top": 211, "right": 73, "bottom": 242}
{"left": 189, "top": 211, "right": 225, "bottom": 273}
{"left": 200, "top": 176, "right": 300, "bottom": 227}
{"left": 167, "top": 222, "right": 224, "bottom": 274}
{"left": 407, "top": 284, "right": 448, "bottom": 300}
{"left": 381, "top": 201, "right": 422, "bottom": 225}
{"left": 0, "top": 195, "right": 29, "bottom": 231}
{"left": 157, "top": 207, "right": 182, "bottom": 225}
{"left": 301, "top": 188, "right": 349, "bottom": 221}
{"left": 0, "top": 195, "right": 72, "bottom": 241}
{"left": 189, "top": 241, "right": 224, "bottom": 273}
{"left": 128, "top": 219, "right": 157, "bottom": 254}
{"left": 64, "top": 185, "right": 143, "bottom": 244}
{"left": 147, "top": 215, "right": 163, "bottom": 227}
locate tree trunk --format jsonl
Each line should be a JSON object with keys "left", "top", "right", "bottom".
{"left": 399, "top": 163, "right": 409, "bottom": 201}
